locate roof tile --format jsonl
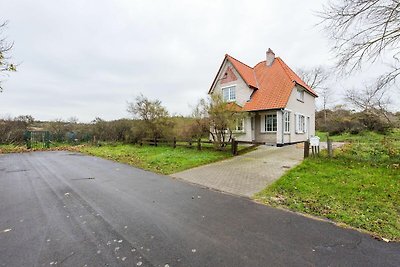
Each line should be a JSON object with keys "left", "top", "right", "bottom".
{"left": 223, "top": 54, "right": 317, "bottom": 111}
{"left": 226, "top": 55, "right": 258, "bottom": 89}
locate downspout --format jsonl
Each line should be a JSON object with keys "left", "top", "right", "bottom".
{"left": 281, "top": 109, "right": 285, "bottom": 145}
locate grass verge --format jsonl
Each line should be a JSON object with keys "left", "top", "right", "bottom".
{"left": 0, "top": 142, "right": 238, "bottom": 175}
{"left": 316, "top": 129, "right": 400, "bottom": 143}
{"left": 254, "top": 140, "right": 400, "bottom": 241}
{"left": 0, "top": 143, "right": 79, "bottom": 153}
{"left": 76, "top": 144, "right": 232, "bottom": 175}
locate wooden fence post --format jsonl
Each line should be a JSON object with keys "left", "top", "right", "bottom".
{"left": 188, "top": 140, "right": 192, "bottom": 148}
{"left": 197, "top": 138, "right": 201, "bottom": 151}
{"left": 231, "top": 138, "right": 238, "bottom": 155}
{"left": 154, "top": 137, "right": 158, "bottom": 147}
{"left": 235, "top": 140, "right": 238, "bottom": 155}
{"left": 304, "top": 140, "right": 310, "bottom": 158}
{"left": 173, "top": 137, "right": 176, "bottom": 148}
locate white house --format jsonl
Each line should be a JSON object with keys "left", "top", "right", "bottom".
{"left": 209, "top": 49, "right": 318, "bottom": 146}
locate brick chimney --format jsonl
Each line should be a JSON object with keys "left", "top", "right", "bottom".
{"left": 266, "top": 48, "right": 275, "bottom": 66}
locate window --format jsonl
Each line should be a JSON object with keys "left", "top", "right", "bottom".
{"left": 222, "top": 86, "right": 236, "bottom": 102}
{"left": 264, "top": 114, "right": 277, "bottom": 132}
{"left": 284, "top": 112, "right": 290, "bottom": 133}
{"left": 296, "top": 113, "right": 306, "bottom": 133}
{"left": 235, "top": 119, "right": 244, "bottom": 132}
{"left": 297, "top": 89, "right": 304, "bottom": 102}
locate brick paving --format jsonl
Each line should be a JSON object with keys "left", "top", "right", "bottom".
{"left": 171, "top": 144, "right": 306, "bottom": 197}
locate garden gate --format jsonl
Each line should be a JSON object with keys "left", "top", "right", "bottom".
{"left": 24, "top": 131, "right": 50, "bottom": 149}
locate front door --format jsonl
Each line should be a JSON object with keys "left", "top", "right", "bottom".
{"left": 251, "top": 116, "right": 255, "bottom": 141}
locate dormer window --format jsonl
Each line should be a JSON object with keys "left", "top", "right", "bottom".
{"left": 222, "top": 85, "right": 236, "bottom": 102}
{"left": 297, "top": 89, "right": 304, "bottom": 102}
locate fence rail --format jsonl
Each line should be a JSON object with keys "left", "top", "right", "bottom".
{"left": 139, "top": 137, "right": 212, "bottom": 150}
{"left": 138, "top": 137, "right": 261, "bottom": 155}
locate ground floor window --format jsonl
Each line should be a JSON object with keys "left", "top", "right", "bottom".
{"left": 264, "top": 114, "right": 277, "bottom": 132}
{"left": 284, "top": 112, "right": 290, "bottom": 133}
{"left": 296, "top": 113, "right": 306, "bottom": 133}
{"left": 235, "top": 119, "right": 244, "bottom": 131}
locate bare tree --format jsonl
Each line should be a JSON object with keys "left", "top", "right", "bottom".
{"left": 192, "top": 94, "right": 246, "bottom": 148}
{"left": 127, "top": 94, "right": 173, "bottom": 139}
{"left": 345, "top": 85, "right": 392, "bottom": 123}
{"left": 0, "top": 21, "right": 16, "bottom": 92}
{"left": 320, "top": 1, "right": 400, "bottom": 90}
{"left": 297, "top": 67, "right": 329, "bottom": 90}
{"left": 0, "top": 115, "right": 34, "bottom": 144}
{"left": 67, "top": 116, "right": 79, "bottom": 124}
{"left": 49, "top": 119, "right": 70, "bottom": 142}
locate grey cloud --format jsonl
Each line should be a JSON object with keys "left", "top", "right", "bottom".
{"left": 2, "top": 0, "right": 396, "bottom": 122}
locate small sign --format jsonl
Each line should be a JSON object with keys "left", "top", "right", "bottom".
{"left": 310, "top": 136, "right": 320, "bottom": 147}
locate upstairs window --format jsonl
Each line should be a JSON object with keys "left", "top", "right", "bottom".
{"left": 222, "top": 86, "right": 236, "bottom": 102}
{"left": 297, "top": 89, "right": 304, "bottom": 102}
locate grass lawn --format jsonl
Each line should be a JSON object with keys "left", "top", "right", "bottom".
{"left": 316, "top": 129, "right": 400, "bottom": 143}
{"left": 255, "top": 132, "right": 400, "bottom": 241}
{"left": 77, "top": 144, "right": 232, "bottom": 175}
{"left": 0, "top": 142, "right": 241, "bottom": 175}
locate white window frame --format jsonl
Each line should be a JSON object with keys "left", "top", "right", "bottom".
{"left": 222, "top": 85, "right": 236, "bottom": 102}
{"left": 261, "top": 114, "right": 277, "bottom": 132}
{"left": 234, "top": 118, "right": 245, "bottom": 133}
{"left": 297, "top": 89, "right": 304, "bottom": 102}
{"left": 284, "top": 111, "right": 290, "bottom": 133}
{"left": 295, "top": 113, "right": 306, "bottom": 134}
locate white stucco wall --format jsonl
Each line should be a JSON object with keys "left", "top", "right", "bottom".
{"left": 232, "top": 115, "right": 252, "bottom": 142}
{"left": 210, "top": 59, "right": 254, "bottom": 142}
{"left": 279, "top": 85, "right": 316, "bottom": 144}
{"left": 255, "top": 111, "right": 278, "bottom": 144}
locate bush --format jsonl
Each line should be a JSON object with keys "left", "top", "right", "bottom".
{"left": 316, "top": 108, "right": 394, "bottom": 135}
{"left": 0, "top": 116, "right": 33, "bottom": 144}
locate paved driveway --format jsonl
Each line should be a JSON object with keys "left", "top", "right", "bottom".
{"left": 1, "top": 151, "right": 398, "bottom": 266}
{"left": 171, "top": 145, "right": 304, "bottom": 197}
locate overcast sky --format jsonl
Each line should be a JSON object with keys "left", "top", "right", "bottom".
{"left": 1, "top": 0, "right": 398, "bottom": 122}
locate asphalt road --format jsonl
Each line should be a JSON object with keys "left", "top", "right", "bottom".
{"left": 0, "top": 151, "right": 399, "bottom": 267}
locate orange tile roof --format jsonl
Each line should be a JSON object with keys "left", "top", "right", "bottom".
{"left": 225, "top": 55, "right": 258, "bottom": 89}
{"left": 225, "top": 102, "right": 243, "bottom": 112}
{"left": 277, "top": 58, "right": 317, "bottom": 96}
{"left": 211, "top": 53, "right": 317, "bottom": 111}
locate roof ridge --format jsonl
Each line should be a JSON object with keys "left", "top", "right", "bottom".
{"left": 253, "top": 60, "right": 266, "bottom": 68}
{"left": 275, "top": 57, "right": 294, "bottom": 82}
{"left": 252, "top": 68, "right": 259, "bottom": 89}
{"left": 225, "top": 54, "right": 258, "bottom": 89}
{"left": 275, "top": 57, "right": 317, "bottom": 96}
{"left": 226, "top": 54, "right": 254, "bottom": 70}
